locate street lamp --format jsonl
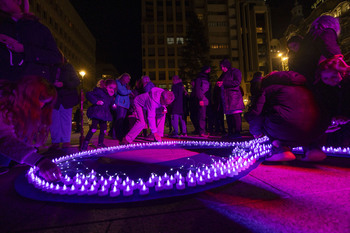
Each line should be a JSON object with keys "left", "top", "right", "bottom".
{"left": 79, "top": 70, "right": 86, "bottom": 149}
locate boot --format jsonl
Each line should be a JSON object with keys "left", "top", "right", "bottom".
{"left": 49, "top": 143, "right": 60, "bottom": 150}
{"left": 97, "top": 143, "right": 107, "bottom": 148}
{"left": 81, "top": 141, "right": 89, "bottom": 151}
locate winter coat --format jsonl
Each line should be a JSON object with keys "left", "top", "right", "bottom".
{"left": 86, "top": 87, "right": 115, "bottom": 121}
{"left": 0, "top": 15, "right": 62, "bottom": 82}
{"left": 293, "top": 28, "right": 342, "bottom": 86}
{"left": 144, "top": 81, "right": 155, "bottom": 93}
{"left": 52, "top": 62, "right": 80, "bottom": 109}
{"left": 171, "top": 82, "right": 185, "bottom": 115}
{"left": 134, "top": 87, "right": 167, "bottom": 133}
{"left": 194, "top": 72, "right": 210, "bottom": 106}
{"left": 220, "top": 67, "right": 244, "bottom": 114}
{"left": 115, "top": 79, "right": 132, "bottom": 109}
{"left": 245, "top": 71, "right": 328, "bottom": 146}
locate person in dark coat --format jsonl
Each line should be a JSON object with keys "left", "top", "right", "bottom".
{"left": 292, "top": 15, "right": 349, "bottom": 159}
{"left": 194, "top": 66, "right": 211, "bottom": 137}
{"left": 213, "top": 76, "right": 226, "bottom": 135}
{"left": 245, "top": 71, "right": 327, "bottom": 161}
{"left": 49, "top": 57, "right": 80, "bottom": 149}
{"left": 170, "top": 75, "right": 187, "bottom": 137}
{"left": 111, "top": 73, "right": 132, "bottom": 142}
{"left": 0, "top": 0, "right": 62, "bottom": 82}
{"left": 81, "top": 79, "right": 117, "bottom": 150}
{"left": 218, "top": 59, "right": 245, "bottom": 138}
{"left": 292, "top": 15, "right": 342, "bottom": 87}
{"left": 189, "top": 79, "right": 199, "bottom": 135}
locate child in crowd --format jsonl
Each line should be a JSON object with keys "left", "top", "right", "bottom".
{"left": 0, "top": 76, "right": 61, "bottom": 181}
{"left": 81, "top": 79, "right": 117, "bottom": 150}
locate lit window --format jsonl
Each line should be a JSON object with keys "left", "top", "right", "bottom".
{"left": 167, "top": 37, "right": 175, "bottom": 44}
{"left": 176, "top": 37, "right": 184, "bottom": 44}
{"left": 256, "top": 27, "right": 263, "bottom": 33}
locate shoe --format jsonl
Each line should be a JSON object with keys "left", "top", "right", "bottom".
{"left": 181, "top": 134, "right": 187, "bottom": 137}
{"left": 97, "top": 143, "right": 107, "bottom": 148}
{"left": 62, "top": 142, "right": 71, "bottom": 148}
{"left": 301, "top": 148, "right": 327, "bottom": 162}
{"left": 49, "top": 143, "right": 60, "bottom": 150}
{"left": 0, "top": 167, "right": 9, "bottom": 175}
{"left": 199, "top": 133, "right": 209, "bottom": 138}
{"left": 80, "top": 141, "right": 89, "bottom": 151}
{"left": 169, "top": 132, "right": 179, "bottom": 138}
{"left": 121, "top": 137, "right": 130, "bottom": 145}
{"left": 266, "top": 140, "right": 296, "bottom": 161}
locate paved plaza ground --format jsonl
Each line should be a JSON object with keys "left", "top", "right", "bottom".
{"left": 1, "top": 121, "right": 350, "bottom": 233}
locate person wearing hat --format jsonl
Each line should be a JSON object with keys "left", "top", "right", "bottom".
{"left": 122, "top": 87, "right": 175, "bottom": 144}
{"left": 0, "top": 0, "right": 62, "bottom": 82}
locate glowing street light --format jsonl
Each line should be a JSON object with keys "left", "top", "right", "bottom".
{"left": 79, "top": 70, "right": 86, "bottom": 78}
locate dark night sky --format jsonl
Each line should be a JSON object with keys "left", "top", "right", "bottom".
{"left": 70, "top": 0, "right": 142, "bottom": 79}
{"left": 70, "top": 1, "right": 314, "bottom": 80}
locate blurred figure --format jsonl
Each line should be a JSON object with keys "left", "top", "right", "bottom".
{"left": 286, "top": 35, "right": 303, "bottom": 71}
{"left": 194, "top": 66, "right": 211, "bottom": 137}
{"left": 141, "top": 75, "right": 156, "bottom": 136}
{"left": 49, "top": 56, "right": 80, "bottom": 150}
{"left": 122, "top": 88, "right": 175, "bottom": 144}
{"left": 189, "top": 79, "right": 199, "bottom": 135}
{"left": 0, "top": 0, "right": 62, "bottom": 82}
{"left": 219, "top": 59, "right": 245, "bottom": 138}
{"left": 0, "top": 76, "right": 61, "bottom": 181}
{"left": 249, "top": 71, "right": 263, "bottom": 106}
{"left": 292, "top": 15, "right": 349, "bottom": 159}
{"left": 81, "top": 79, "right": 117, "bottom": 150}
{"left": 293, "top": 15, "right": 342, "bottom": 86}
{"left": 112, "top": 73, "right": 132, "bottom": 142}
{"left": 142, "top": 75, "right": 155, "bottom": 93}
{"left": 170, "top": 75, "right": 187, "bottom": 137}
{"left": 213, "top": 76, "right": 226, "bottom": 135}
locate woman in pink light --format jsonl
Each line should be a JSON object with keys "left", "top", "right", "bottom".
{"left": 0, "top": 76, "right": 61, "bottom": 181}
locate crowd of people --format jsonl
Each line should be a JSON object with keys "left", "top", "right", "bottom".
{"left": 0, "top": 0, "right": 349, "bottom": 181}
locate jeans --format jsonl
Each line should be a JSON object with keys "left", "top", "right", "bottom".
{"left": 50, "top": 105, "right": 73, "bottom": 143}
{"left": 113, "top": 107, "right": 128, "bottom": 141}
{"left": 125, "top": 104, "right": 165, "bottom": 142}
{"left": 85, "top": 118, "right": 107, "bottom": 144}
{"left": 171, "top": 114, "right": 187, "bottom": 135}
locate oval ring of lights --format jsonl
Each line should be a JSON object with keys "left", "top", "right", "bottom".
{"left": 15, "top": 137, "right": 280, "bottom": 203}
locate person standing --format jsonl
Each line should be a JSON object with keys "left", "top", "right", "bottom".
{"left": 213, "top": 75, "right": 226, "bottom": 135}
{"left": 112, "top": 73, "right": 132, "bottom": 142}
{"left": 0, "top": 0, "right": 62, "bottom": 82}
{"left": 194, "top": 66, "right": 211, "bottom": 137}
{"left": 49, "top": 57, "right": 80, "bottom": 149}
{"left": 218, "top": 59, "right": 244, "bottom": 138}
{"left": 81, "top": 79, "right": 117, "bottom": 150}
{"left": 170, "top": 75, "right": 187, "bottom": 137}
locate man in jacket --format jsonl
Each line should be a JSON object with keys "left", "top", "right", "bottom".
{"left": 122, "top": 88, "right": 174, "bottom": 144}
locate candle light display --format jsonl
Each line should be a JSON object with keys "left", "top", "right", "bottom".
{"left": 23, "top": 137, "right": 349, "bottom": 202}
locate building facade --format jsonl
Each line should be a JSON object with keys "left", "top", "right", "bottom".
{"left": 141, "top": 0, "right": 191, "bottom": 89}
{"left": 142, "top": 0, "right": 273, "bottom": 99}
{"left": 195, "top": 0, "right": 273, "bottom": 96}
{"left": 28, "top": 0, "right": 96, "bottom": 90}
